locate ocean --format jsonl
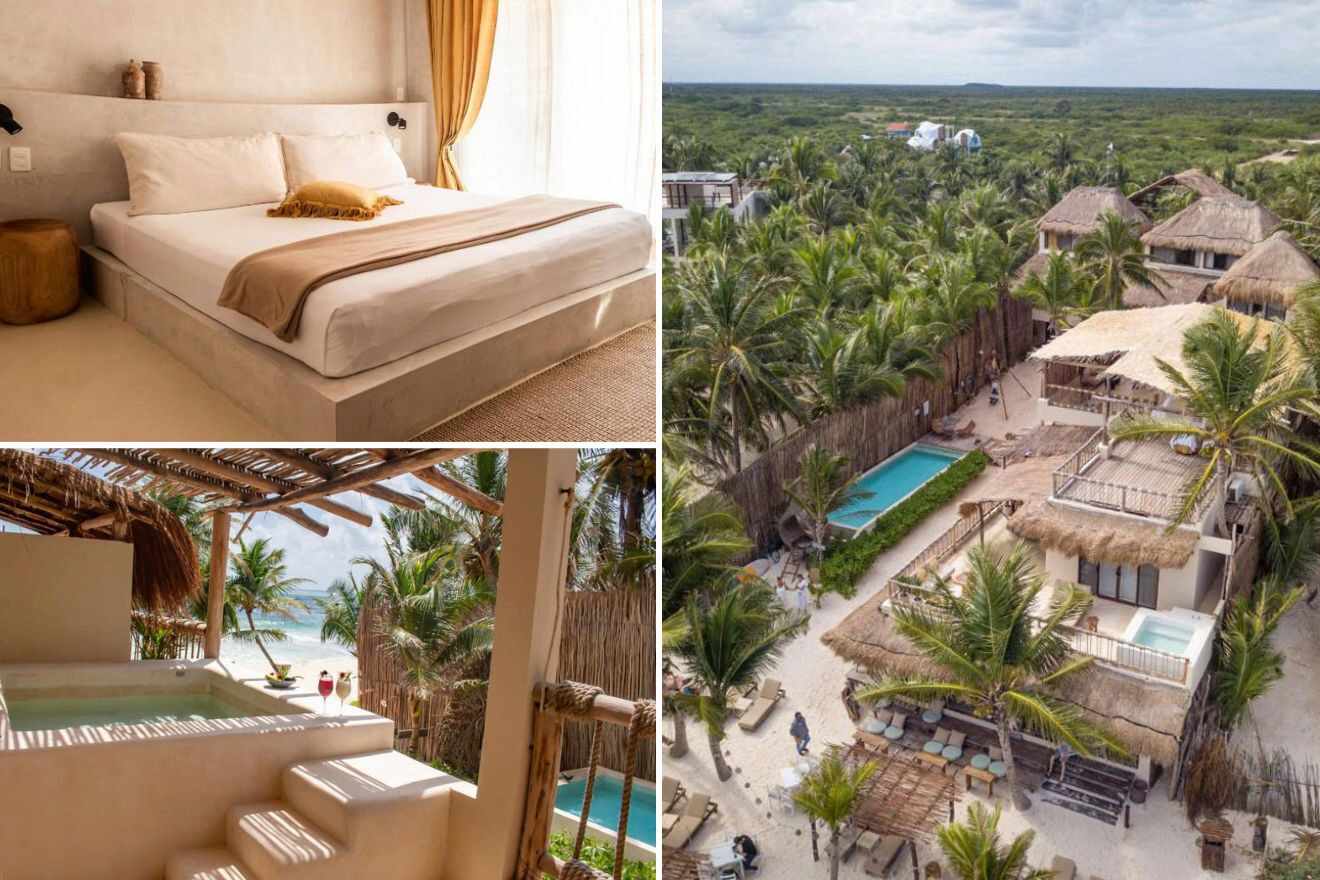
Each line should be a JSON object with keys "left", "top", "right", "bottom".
{"left": 219, "top": 588, "right": 354, "bottom": 668}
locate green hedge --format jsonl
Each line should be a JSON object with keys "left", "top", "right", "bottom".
{"left": 819, "top": 449, "right": 990, "bottom": 597}
{"left": 545, "top": 831, "right": 655, "bottom": 880}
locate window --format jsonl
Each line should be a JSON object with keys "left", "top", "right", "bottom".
{"left": 1078, "top": 557, "right": 1158, "bottom": 608}
{"left": 1175, "top": 249, "right": 1196, "bottom": 266}
{"left": 1211, "top": 252, "right": 1234, "bottom": 271}
{"left": 1056, "top": 234, "right": 1076, "bottom": 252}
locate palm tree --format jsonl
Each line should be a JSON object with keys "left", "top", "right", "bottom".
{"left": 674, "top": 582, "right": 807, "bottom": 780}
{"left": 226, "top": 538, "right": 310, "bottom": 674}
{"left": 659, "top": 461, "right": 750, "bottom": 619}
{"left": 670, "top": 254, "right": 804, "bottom": 475}
{"left": 359, "top": 546, "right": 494, "bottom": 756}
{"left": 1108, "top": 312, "right": 1320, "bottom": 533}
{"left": 1013, "top": 251, "right": 1095, "bottom": 334}
{"left": 783, "top": 445, "right": 872, "bottom": 567}
{"left": 791, "top": 237, "right": 860, "bottom": 314}
{"left": 796, "top": 319, "right": 907, "bottom": 418}
{"left": 1047, "top": 132, "right": 1075, "bottom": 172}
{"left": 1074, "top": 211, "right": 1163, "bottom": 311}
{"left": 792, "top": 754, "right": 878, "bottom": 880}
{"left": 1214, "top": 575, "right": 1304, "bottom": 731}
{"left": 318, "top": 573, "right": 365, "bottom": 653}
{"left": 937, "top": 802, "right": 1053, "bottom": 880}
{"left": 857, "top": 541, "right": 1123, "bottom": 810}
{"left": 919, "top": 256, "right": 998, "bottom": 401}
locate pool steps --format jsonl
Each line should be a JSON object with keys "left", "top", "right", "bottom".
{"left": 166, "top": 750, "right": 458, "bottom": 880}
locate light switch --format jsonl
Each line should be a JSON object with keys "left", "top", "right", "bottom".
{"left": 390, "top": 136, "right": 403, "bottom": 154}
{"left": 9, "top": 147, "right": 31, "bottom": 172}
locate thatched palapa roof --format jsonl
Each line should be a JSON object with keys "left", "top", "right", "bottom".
{"left": 1129, "top": 169, "right": 1235, "bottom": 204}
{"left": 0, "top": 450, "right": 199, "bottom": 610}
{"left": 1006, "top": 500, "right": 1199, "bottom": 568}
{"left": 1211, "top": 230, "right": 1320, "bottom": 308}
{"left": 1029, "top": 303, "right": 1290, "bottom": 395}
{"left": 1122, "top": 265, "right": 1213, "bottom": 308}
{"left": 821, "top": 589, "right": 1189, "bottom": 764}
{"left": 1010, "top": 251, "right": 1051, "bottom": 291}
{"left": 1142, "top": 196, "right": 1280, "bottom": 256}
{"left": 1038, "top": 186, "right": 1149, "bottom": 236}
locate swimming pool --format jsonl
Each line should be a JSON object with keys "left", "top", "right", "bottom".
{"left": 1129, "top": 617, "right": 1195, "bottom": 655}
{"left": 828, "top": 444, "right": 964, "bottom": 533}
{"left": 555, "top": 772, "right": 657, "bottom": 848}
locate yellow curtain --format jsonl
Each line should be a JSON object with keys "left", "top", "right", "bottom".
{"left": 427, "top": 0, "right": 499, "bottom": 190}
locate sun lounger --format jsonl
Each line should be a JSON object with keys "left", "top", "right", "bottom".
{"left": 662, "top": 775, "right": 686, "bottom": 812}
{"left": 737, "top": 678, "right": 785, "bottom": 731}
{"left": 1049, "top": 855, "right": 1077, "bottom": 879}
{"left": 923, "top": 727, "right": 951, "bottom": 753}
{"left": 944, "top": 731, "right": 966, "bottom": 760}
{"left": 662, "top": 792, "right": 717, "bottom": 850}
{"left": 955, "top": 419, "right": 976, "bottom": 437}
{"left": 863, "top": 835, "right": 907, "bottom": 877}
{"left": 882, "top": 712, "right": 907, "bottom": 740}
{"left": 731, "top": 682, "right": 758, "bottom": 716}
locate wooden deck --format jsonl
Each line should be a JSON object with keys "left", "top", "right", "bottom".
{"left": 1056, "top": 436, "right": 1206, "bottom": 519}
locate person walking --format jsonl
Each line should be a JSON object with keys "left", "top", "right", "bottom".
{"left": 790, "top": 711, "right": 811, "bottom": 755}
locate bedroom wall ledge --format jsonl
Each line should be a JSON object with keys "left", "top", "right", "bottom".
{"left": 0, "top": 88, "right": 427, "bottom": 242}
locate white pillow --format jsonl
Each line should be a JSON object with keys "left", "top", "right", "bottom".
{"left": 280, "top": 132, "right": 409, "bottom": 191}
{"left": 113, "top": 132, "right": 288, "bottom": 216}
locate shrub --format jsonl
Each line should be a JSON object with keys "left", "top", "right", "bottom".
{"left": 545, "top": 831, "right": 655, "bottom": 880}
{"left": 819, "top": 449, "right": 989, "bottom": 597}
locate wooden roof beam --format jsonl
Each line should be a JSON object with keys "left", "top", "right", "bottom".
{"left": 412, "top": 467, "right": 503, "bottom": 517}
{"left": 222, "top": 449, "right": 474, "bottom": 515}
{"left": 358, "top": 484, "right": 427, "bottom": 511}
{"left": 273, "top": 507, "right": 329, "bottom": 537}
{"left": 257, "top": 448, "right": 426, "bottom": 511}
{"left": 73, "top": 449, "right": 249, "bottom": 499}
{"left": 157, "top": 450, "right": 373, "bottom": 528}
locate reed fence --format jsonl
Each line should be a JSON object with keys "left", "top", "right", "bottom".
{"left": 1231, "top": 747, "right": 1320, "bottom": 829}
{"left": 355, "top": 587, "right": 655, "bottom": 782}
{"left": 130, "top": 610, "right": 206, "bottom": 660}
{"left": 557, "top": 589, "right": 657, "bottom": 782}
{"left": 719, "top": 294, "right": 1033, "bottom": 554}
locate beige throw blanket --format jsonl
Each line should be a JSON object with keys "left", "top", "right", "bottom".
{"left": 219, "top": 194, "right": 618, "bottom": 342}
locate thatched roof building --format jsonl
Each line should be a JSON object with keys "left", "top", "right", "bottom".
{"left": 1122, "top": 265, "right": 1213, "bottom": 308}
{"left": 0, "top": 450, "right": 199, "bottom": 610}
{"left": 1038, "top": 186, "right": 1149, "bottom": 237}
{"left": 1029, "top": 303, "right": 1288, "bottom": 395}
{"left": 1211, "top": 230, "right": 1320, "bottom": 309}
{"left": 1142, "top": 196, "right": 1280, "bottom": 256}
{"left": 821, "top": 585, "right": 1189, "bottom": 764}
{"left": 1129, "top": 169, "right": 1235, "bottom": 204}
{"left": 1006, "top": 500, "right": 1199, "bottom": 568}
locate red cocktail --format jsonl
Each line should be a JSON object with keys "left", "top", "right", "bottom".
{"left": 318, "top": 671, "right": 333, "bottom": 713}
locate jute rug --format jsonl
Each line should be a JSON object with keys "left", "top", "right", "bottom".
{"left": 413, "top": 323, "right": 655, "bottom": 442}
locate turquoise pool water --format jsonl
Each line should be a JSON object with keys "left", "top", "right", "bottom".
{"left": 555, "top": 774, "right": 657, "bottom": 847}
{"left": 5, "top": 693, "right": 261, "bottom": 731}
{"left": 828, "top": 445, "right": 963, "bottom": 531}
{"left": 1130, "top": 618, "right": 1194, "bottom": 655}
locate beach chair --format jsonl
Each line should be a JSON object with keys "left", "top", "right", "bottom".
{"left": 731, "top": 681, "right": 759, "bottom": 716}
{"left": 944, "top": 731, "right": 966, "bottom": 761}
{"left": 863, "top": 836, "right": 907, "bottom": 877}
{"left": 662, "top": 775, "right": 687, "bottom": 812}
{"left": 883, "top": 712, "right": 907, "bottom": 741}
{"left": 737, "top": 678, "right": 785, "bottom": 731}
{"left": 662, "top": 792, "right": 717, "bottom": 850}
{"left": 1049, "top": 855, "right": 1077, "bottom": 879}
{"left": 923, "top": 727, "right": 951, "bottom": 753}
{"left": 955, "top": 419, "right": 976, "bottom": 438}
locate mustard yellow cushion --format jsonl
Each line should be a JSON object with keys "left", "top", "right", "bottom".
{"left": 267, "top": 180, "right": 403, "bottom": 221}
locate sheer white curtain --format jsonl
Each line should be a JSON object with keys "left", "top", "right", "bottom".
{"left": 455, "top": 0, "right": 659, "bottom": 227}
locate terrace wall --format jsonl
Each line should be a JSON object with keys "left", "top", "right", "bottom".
{"left": 720, "top": 293, "right": 1034, "bottom": 554}
{"left": 0, "top": 533, "right": 132, "bottom": 664}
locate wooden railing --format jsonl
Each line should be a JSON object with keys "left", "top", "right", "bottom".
{"left": 1050, "top": 429, "right": 1214, "bottom": 521}
{"left": 880, "top": 499, "right": 1191, "bottom": 685}
{"left": 518, "top": 684, "right": 654, "bottom": 880}
{"left": 130, "top": 610, "right": 206, "bottom": 660}
{"left": 1042, "top": 383, "right": 1105, "bottom": 413}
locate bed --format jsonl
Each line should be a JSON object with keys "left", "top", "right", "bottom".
{"left": 90, "top": 181, "right": 652, "bottom": 378}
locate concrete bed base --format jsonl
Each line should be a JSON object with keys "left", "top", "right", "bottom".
{"left": 82, "top": 246, "right": 656, "bottom": 440}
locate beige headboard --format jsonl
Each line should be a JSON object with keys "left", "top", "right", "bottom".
{"left": 0, "top": 88, "right": 429, "bottom": 242}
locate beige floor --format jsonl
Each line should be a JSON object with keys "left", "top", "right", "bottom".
{"left": 0, "top": 297, "right": 277, "bottom": 441}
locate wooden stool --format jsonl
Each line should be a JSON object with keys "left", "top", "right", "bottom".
{"left": 0, "top": 219, "right": 80, "bottom": 324}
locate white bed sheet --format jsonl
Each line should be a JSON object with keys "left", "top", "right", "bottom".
{"left": 90, "top": 182, "right": 653, "bottom": 377}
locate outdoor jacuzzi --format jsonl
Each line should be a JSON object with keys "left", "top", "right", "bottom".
{"left": 552, "top": 766, "right": 657, "bottom": 863}
{"left": 0, "top": 660, "right": 394, "bottom": 880}
{"left": 1119, "top": 607, "right": 1218, "bottom": 689}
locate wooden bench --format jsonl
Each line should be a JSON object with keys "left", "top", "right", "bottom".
{"left": 916, "top": 751, "right": 949, "bottom": 771}
{"left": 854, "top": 731, "right": 890, "bottom": 753}
{"left": 963, "top": 766, "right": 997, "bottom": 796}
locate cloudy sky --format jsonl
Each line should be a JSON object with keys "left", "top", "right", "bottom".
{"left": 664, "top": 0, "right": 1320, "bottom": 89}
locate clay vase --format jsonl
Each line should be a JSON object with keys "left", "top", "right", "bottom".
{"left": 143, "top": 62, "right": 163, "bottom": 100}
{"left": 122, "top": 60, "right": 145, "bottom": 99}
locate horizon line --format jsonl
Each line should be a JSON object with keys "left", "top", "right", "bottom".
{"left": 662, "top": 80, "right": 1320, "bottom": 94}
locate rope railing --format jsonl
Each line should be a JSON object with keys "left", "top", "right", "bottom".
{"left": 517, "top": 683, "right": 656, "bottom": 880}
